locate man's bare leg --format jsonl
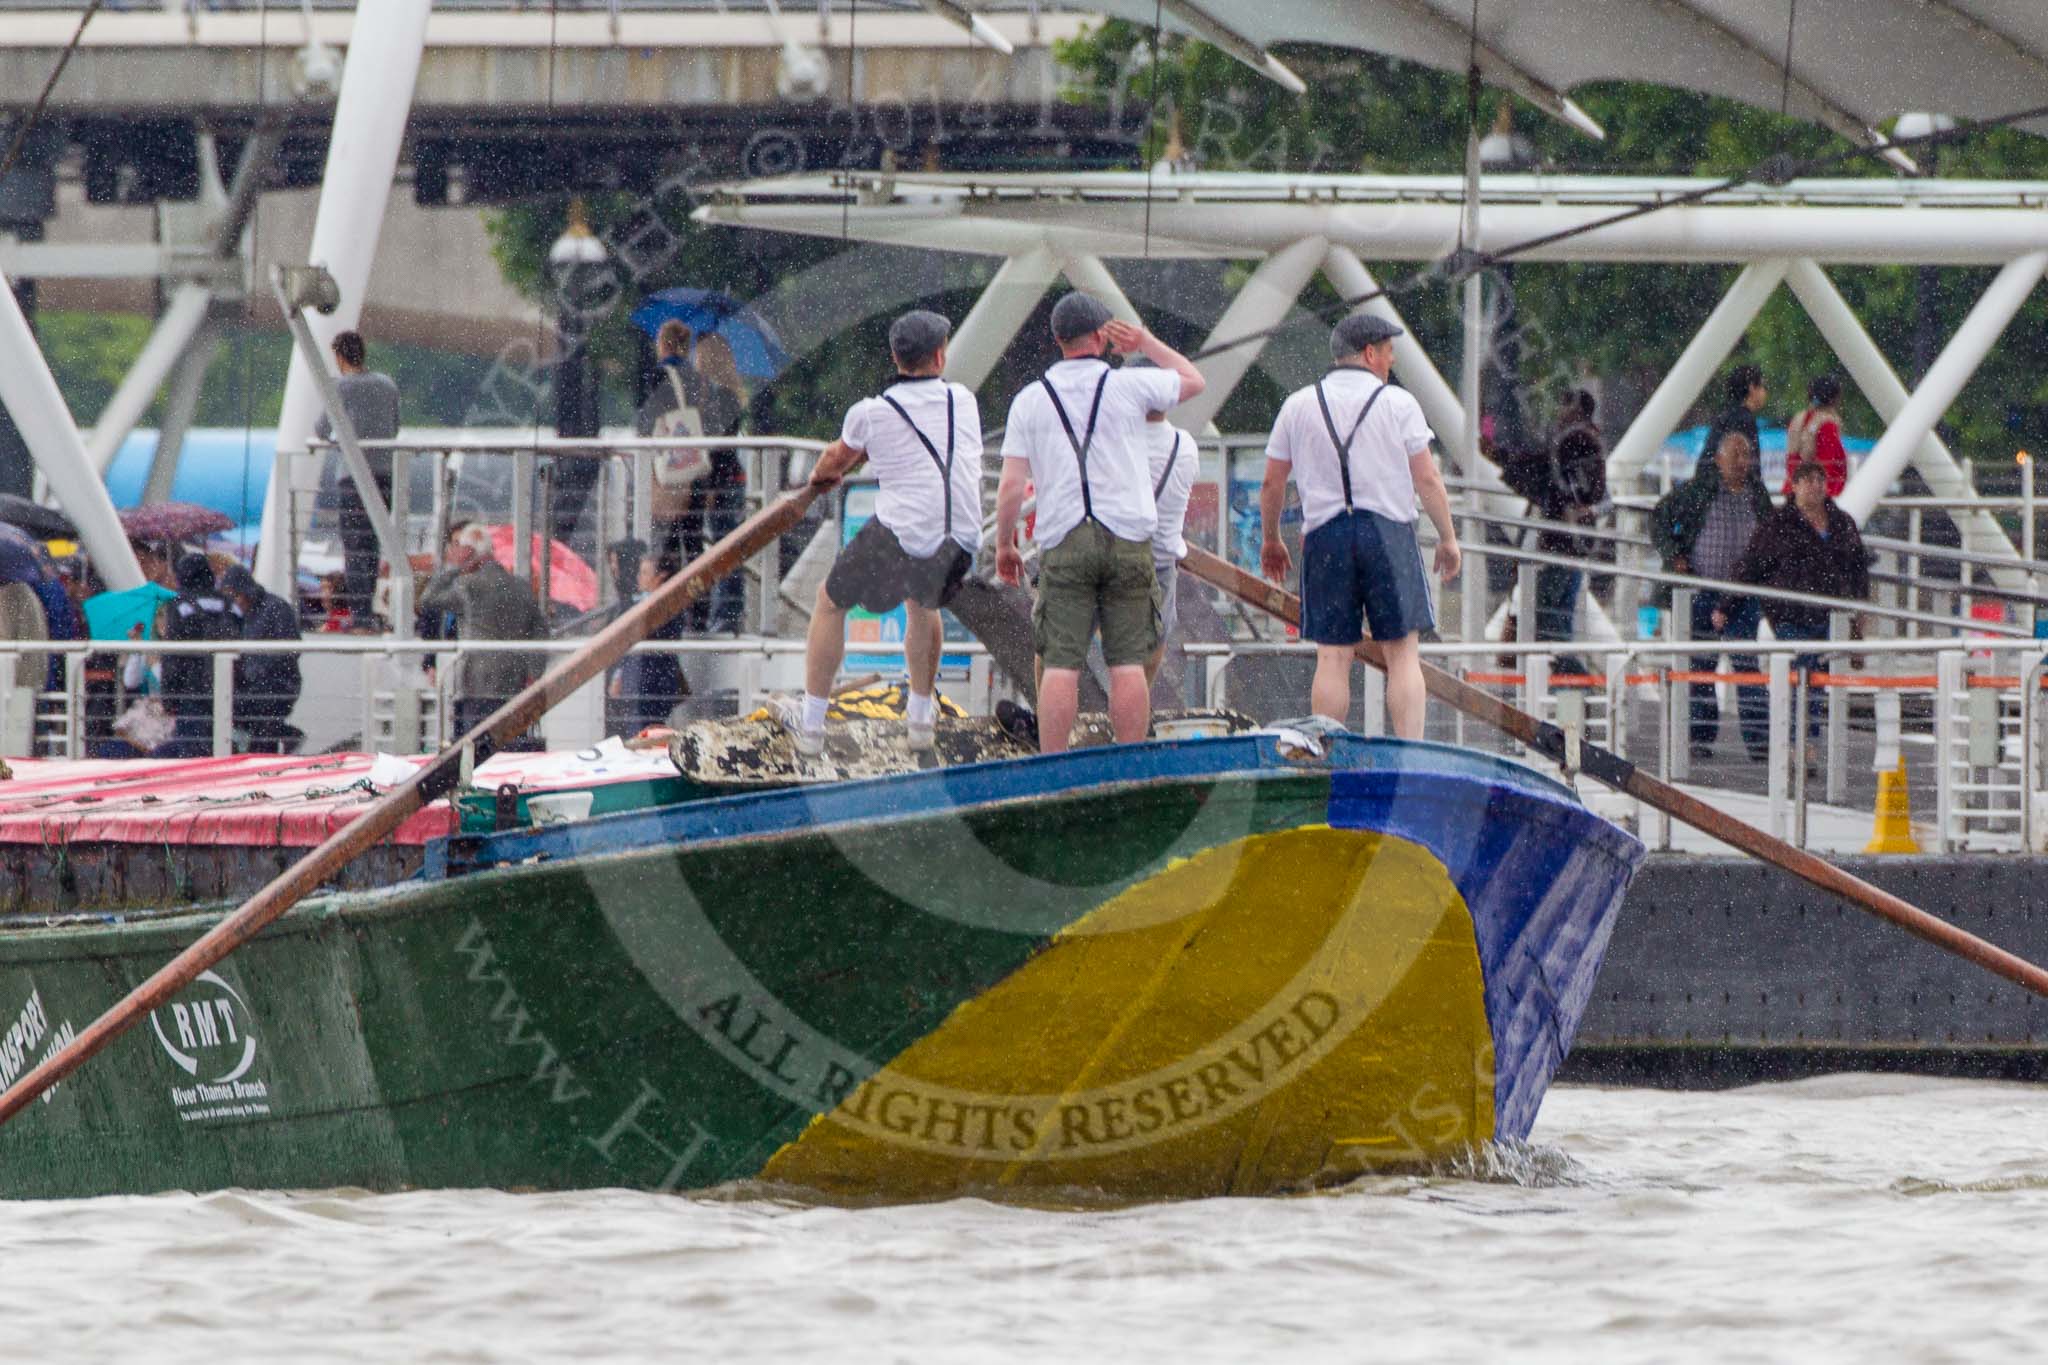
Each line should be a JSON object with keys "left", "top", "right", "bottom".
{"left": 1311, "top": 643, "right": 1355, "bottom": 724}
{"left": 1381, "top": 633, "right": 1426, "bottom": 739}
{"left": 805, "top": 583, "right": 847, "bottom": 700}
{"left": 903, "top": 603, "right": 944, "bottom": 746}
{"left": 905, "top": 603, "right": 942, "bottom": 698}
{"left": 1107, "top": 664, "right": 1150, "bottom": 742}
{"left": 1142, "top": 644, "right": 1166, "bottom": 694}
{"left": 1039, "top": 667, "right": 1080, "bottom": 754}
{"left": 772, "top": 583, "right": 848, "bottom": 751}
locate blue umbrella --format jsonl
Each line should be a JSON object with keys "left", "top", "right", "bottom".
{"left": 83, "top": 583, "right": 178, "bottom": 642}
{"left": 629, "top": 287, "right": 792, "bottom": 382}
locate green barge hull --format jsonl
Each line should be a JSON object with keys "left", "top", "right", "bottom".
{"left": 0, "top": 735, "right": 1641, "bottom": 1203}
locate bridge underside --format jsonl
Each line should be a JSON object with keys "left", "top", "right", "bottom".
{"left": 0, "top": 10, "right": 1111, "bottom": 207}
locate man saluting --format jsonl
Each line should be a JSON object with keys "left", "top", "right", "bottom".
{"left": 993, "top": 292, "right": 1205, "bottom": 753}
{"left": 777, "top": 310, "right": 984, "bottom": 756}
{"left": 1261, "top": 314, "right": 1460, "bottom": 738}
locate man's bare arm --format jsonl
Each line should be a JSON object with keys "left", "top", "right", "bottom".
{"left": 809, "top": 438, "right": 866, "bottom": 488}
{"left": 1258, "top": 458, "right": 1292, "bottom": 582}
{"left": 993, "top": 460, "right": 1032, "bottom": 584}
{"left": 1408, "top": 445, "right": 1463, "bottom": 580}
{"left": 1103, "top": 320, "right": 1206, "bottom": 405}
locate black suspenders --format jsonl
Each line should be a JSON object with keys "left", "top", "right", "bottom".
{"left": 1312, "top": 372, "right": 1390, "bottom": 513}
{"left": 1153, "top": 431, "right": 1182, "bottom": 499}
{"left": 878, "top": 381, "right": 957, "bottom": 541}
{"left": 1040, "top": 369, "right": 1112, "bottom": 524}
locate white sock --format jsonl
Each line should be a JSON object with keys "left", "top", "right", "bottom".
{"left": 906, "top": 690, "right": 936, "bottom": 726}
{"left": 801, "top": 693, "right": 830, "bottom": 733}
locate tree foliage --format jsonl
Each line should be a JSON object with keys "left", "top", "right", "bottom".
{"left": 1058, "top": 25, "right": 2048, "bottom": 458}
{"left": 477, "top": 37, "right": 2048, "bottom": 458}
{"left": 39, "top": 312, "right": 493, "bottom": 430}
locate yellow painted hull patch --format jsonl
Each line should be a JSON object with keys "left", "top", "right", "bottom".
{"left": 762, "top": 827, "right": 1496, "bottom": 1203}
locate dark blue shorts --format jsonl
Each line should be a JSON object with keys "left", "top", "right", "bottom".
{"left": 1300, "top": 509, "right": 1435, "bottom": 646}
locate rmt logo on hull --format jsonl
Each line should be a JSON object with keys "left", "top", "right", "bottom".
{"left": 148, "top": 970, "right": 258, "bottom": 1085}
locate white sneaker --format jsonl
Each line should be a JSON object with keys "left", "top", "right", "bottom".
{"left": 906, "top": 717, "right": 936, "bottom": 752}
{"left": 768, "top": 696, "right": 824, "bottom": 757}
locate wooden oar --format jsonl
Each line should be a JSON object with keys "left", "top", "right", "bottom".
{"left": 1180, "top": 544, "right": 2048, "bottom": 1000}
{"left": 0, "top": 485, "right": 825, "bottom": 1125}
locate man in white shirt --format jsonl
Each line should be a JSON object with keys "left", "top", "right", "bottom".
{"left": 777, "top": 310, "right": 983, "bottom": 755}
{"left": 1261, "top": 313, "right": 1460, "bottom": 738}
{"left": 1084, "top": 397, "right": 1197, "bottom": 691}
{"left": 994, "top": 292, "right": 1205, "bottom": 753}
{"left": 1146, "top": 407, "right": 1197, "bottom": 679}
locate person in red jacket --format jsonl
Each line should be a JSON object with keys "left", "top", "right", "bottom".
{"left": 1738, "top": 459, "right": 1871, "bottom": 748}
{"left": 1783, "top": 374, "right": 1849, "bottom": 497}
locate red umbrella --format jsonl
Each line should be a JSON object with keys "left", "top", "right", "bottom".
{"left": 118, "top": 502, "right": 234, "bottom": 543}
{"left": 486, "top": 525, "right": 598, "bottom": 612}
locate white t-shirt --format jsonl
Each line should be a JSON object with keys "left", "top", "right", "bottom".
{"left": 1266, "top": 368, "right": 1435, "bottom": 534}
{"left": 840, "top": 377, "right": 985, "bottom": 557}
{"left": 1001, "top": 359, "right": 1184, "bottom": 551}
{"left": 1146, "top": 422, "right": 1197, "bottom": 568}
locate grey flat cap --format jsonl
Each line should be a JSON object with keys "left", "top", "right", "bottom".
{"left": 888, "top": 309, "right": 952, "bottom": 367}
{"left": 1050, "top": 292, "right": 1115, "bottom": 343}
{"left": 1331, "top": 313, "right": 1404, "bottom": 358}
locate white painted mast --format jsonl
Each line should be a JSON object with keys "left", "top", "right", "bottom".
{"left": 0, "top": 276, "right": 145, "bottom": 591}
{"left": 253, "top": 0, "right": 434, "bottom": 593}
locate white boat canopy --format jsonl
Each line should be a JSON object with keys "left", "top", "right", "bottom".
{"left": 1054, "top": 0, "right": 2048, "bottom": 155}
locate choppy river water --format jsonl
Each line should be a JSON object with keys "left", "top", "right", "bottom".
{"left": 3, "top": 1075, "right": 2043, "bottom": 1363}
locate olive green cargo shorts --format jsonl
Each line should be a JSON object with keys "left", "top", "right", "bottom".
{"left": 1033, "top": 520, "right": 1163, "bottom": 671}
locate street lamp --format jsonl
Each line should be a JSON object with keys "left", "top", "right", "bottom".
{"left": 547, "top": 198, "right": 611, "bottom": 558}
{"left": 1479, "top": 105, "right": 1539, "bottom": 455}
{"left": 1894, "top": 112, "right": 1956, "bottom": 386}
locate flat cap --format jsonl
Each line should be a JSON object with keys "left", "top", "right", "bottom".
{"left": 1331, "top": 313, "right": 1404, "bottom": 358}
{"left": 1050, "top": 292, "right": 1115, "bottom": 343}
{"left": 888, "top": 309, "right": 952, "bottom": 366}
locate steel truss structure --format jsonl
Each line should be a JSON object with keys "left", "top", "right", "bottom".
{"left": 702, "top": 168, "right": 2048, "bottom": 596}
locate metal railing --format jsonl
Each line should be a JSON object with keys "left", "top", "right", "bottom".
{"left": 1187, "top": 633, "right": 2048, "bottom": 855}
{"left": 2, "top": 634, "right": 1001, "bottom": 763}
{"left": 11, "top": 629, "right": 2048, "bottom": 854}
{"left": 288, "top": 435, "right": 828, "bottom": 638}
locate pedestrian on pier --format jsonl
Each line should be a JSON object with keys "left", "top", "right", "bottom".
{"left": 1737, "top": 458, "right": 1871, "bottom": 745}
{"left": 687, "top": 334, "right": 751, "bottom": 634}
{"left": 315, "top": 330, "right": 401, "bottom": 627}
{"left": 1784, "top": 374, "right": 1850, "bottom": 497}
{"left": 156, "top": 552, "right": 242, "bottom": 758}
{"left": 1500, "top": 388, "right": 1607, "bottom": 675}
{"left": 419, "top": 522, "right": 551, "bottom": 748}
{"left": 993, "top": 293, "right": 1205, "bottom": 753}
{"left": 220, "top": 565, "right": 304, "bottom": 754}
{"left": 1259, "top": 313, "right": 1460, "bottom": 738}
{"left": 1702, "top": 364, "right": 1767, "bottom": 480}
{"left": 776, "top": 310, "right": 984, "bottom": 757}
{"left": 1652, "top": 429, "right": 1774, "bottom": 762}
{"left": 607, "top": 541, "right": 689, "bottom": 739}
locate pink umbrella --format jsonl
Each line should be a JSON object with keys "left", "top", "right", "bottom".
{"left": 486, "top": 525, "right": 597, "bottom": 612}
{"left": 119, "top": 502, "right": 233, "bottom": 543}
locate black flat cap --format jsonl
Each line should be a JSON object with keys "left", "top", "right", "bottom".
{"left": 888, "top": 310, "right": 952, "bottom": 367}
{"left": 1331, "top": 313, "right": 1404, "bottom": 358}
{"left": 1050, "top": 292, "right": 1115, "bottom": 343}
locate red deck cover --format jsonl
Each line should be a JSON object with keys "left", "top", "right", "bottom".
{"left": 0, "top": 745, "right": 681, "bottom": 848}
